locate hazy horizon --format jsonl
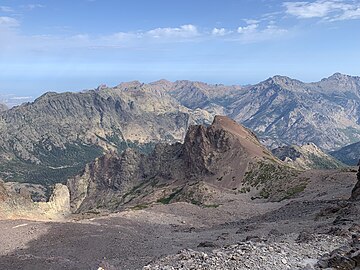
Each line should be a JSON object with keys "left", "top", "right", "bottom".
{"left": 0, "top": 71, "right": 356, "bottom": 107}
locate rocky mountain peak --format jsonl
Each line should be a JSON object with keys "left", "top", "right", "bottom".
{"left": 149, "top": 79, "right": 173, "bottom": 88}
{"left": 268, "top": 75, "right": 300, "bottom": 84}
{"left": 116, "top": 80, "right": 143, "bottom": 90}
{"left": 257, "top": 75, "right": 305, "bottom": 92}
{"left": 181, "top": 115, "right": 274, "bottom": 179}
{"left": 327, "top": 72, "right": 351, "bottom": 81}
{"left": 316, "top": 72, "right": 360, "bottom": 93}
{"left": 67, "top": 115, "right": 293, "bottom": 212}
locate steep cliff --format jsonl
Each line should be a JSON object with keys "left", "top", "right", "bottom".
{"left": 68, "top": 116, "right": 300, "bottom": 213}
{"left": 0, "top": 181, "right": 70, "bottom": 220}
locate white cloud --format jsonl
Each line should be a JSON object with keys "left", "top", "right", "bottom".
{"left": 147, "top": 24, "right": 199, "bottom": 39}
{"left": 0, "top": 6, "right": 14, "bottom": 12}
{"left": 333, "top": 5, "right": 360, "bottom": 20}
{"left": 236, "top": 22, "right": 287, "bottom": 43}
{"left": 0, "top": 17, "right": 19, "bottom": 28}
{"left": 0, "top": 20, "right": 290, "bottom": 54}
{"left": 212, "top": 27, "right": 232, "bottom": 36}
{"left": 237, "top": 23, "right": 258, "bottom": 34}
{"left": 21, "top": 4, "right": 45, "bottom": 10}
{"left": 283, "top": 0, "right": 360, "bottom": 21}
{"left": 244, "top": 19, "right": 261, "bottom": 25}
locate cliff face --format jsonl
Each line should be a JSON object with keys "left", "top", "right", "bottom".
{"left": 0, "top": 182, "right": 70, "bottom": 220}
{"left": 0, "top": 85, "right": 212, "bottom": 184}
{"left": 68, "top": 116, "right": 299, "bottom": 213}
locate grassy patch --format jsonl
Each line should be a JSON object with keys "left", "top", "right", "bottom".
{"left": 203, "top": 204, "right": 220, "bottom": 208}
{"left": 280, "top": 183, "right": 307, "bottom": 201}
{"left": 157, "top": 188, "right": 184, "bottom": 204}
{"left": 131, "top": 204, "right": 149, "bottom": 210}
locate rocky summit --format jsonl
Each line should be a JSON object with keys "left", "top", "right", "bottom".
{"left": 67, "top": 116, "right": 301, "bottom": 213}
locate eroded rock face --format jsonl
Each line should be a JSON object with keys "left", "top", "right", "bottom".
{"left": 0, "top": 181, "right": 70, "bottom": 220}
{"left": 68, "top": 116, "right": 297, "bottom": 213}
{"left": 67, "top": 150, "right": 145, "bottom": 212}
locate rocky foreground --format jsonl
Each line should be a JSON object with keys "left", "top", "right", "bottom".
{"left": 0, "top": 166, "right": 358, "bottom": 269}
{"left": 144, "top": 233, "right": 353, "bottom": 270}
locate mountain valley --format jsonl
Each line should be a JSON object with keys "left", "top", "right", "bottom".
{"left": 1, "top": 74, "right": 360, "bottom": 269}
{"left": 1, "top": 73, "right": 359, "bottom": 187}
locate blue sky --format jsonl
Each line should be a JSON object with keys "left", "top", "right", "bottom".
{"left": 1, "top": 0, "right": 360, "bottom": 100}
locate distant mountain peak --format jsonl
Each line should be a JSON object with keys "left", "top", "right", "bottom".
{"left": 259, "top": 75, "right": 305, "bottom": 91}
{"left": 326, "top": 72, "right": 350, "bottom": 80}
{"left": 150, "top": 79, "right": 172, "bottom": 85}
{"left": 269, "top": 75, "right": 303, "bottom": 84}
{"left": 116, "top": 80, "right": 143, "bottom": 89}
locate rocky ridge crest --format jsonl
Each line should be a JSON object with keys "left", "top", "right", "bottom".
{"left": 67, "top": 116, "right": 300, "bottom": 213}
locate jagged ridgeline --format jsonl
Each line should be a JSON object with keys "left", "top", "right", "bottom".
{"left": 1, "top": 73, "right": 359, "bottom": 184}
{"left": 156, "top": 73, "right": 360, "bottom": 150}
{"left": 0, "top": 84, "right": 213, "bottom": 184}
{"left": 68, "top": 116, "right": 301, "bottom": 213}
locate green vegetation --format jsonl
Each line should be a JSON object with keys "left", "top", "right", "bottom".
{"left": 244, "top": 162, "right": 297, "bottom": 187}
{"left": 281, "top": 183, "right": 307, "bottom": 200}
{"left": 188, "top": 198, "right": 220, "bottom": 208}
{"left": 259, "top": 188, "right": 270, "bottom": 199}
{"left": 243, "top": 161, "right": 304, "bottom": 201}
{"left": 0, "top": 142, "right": 103, "bottom": 185}
{"left": 34, "top": 141, "right": 103, "bottom": 167}
{"left": 239, "top": 186, "right": 251, "bottom": 193}
{"left": 202, "top": 203, "right": 220, "bottom": 208}
{"left": 131, "top": 204, "right": 149, "bottom": 210}
{"left": 157, "top": 188, "right": 184, "bottom": 204}
{"left": 0, "top": 137, "right": 156, "bottom": 186}
{"left": 308, "top": 153, "right": 344, "bottom": 169}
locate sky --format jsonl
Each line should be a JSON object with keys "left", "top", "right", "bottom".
{"left": 1, "top": 0, "right": 360, "bottom": 100}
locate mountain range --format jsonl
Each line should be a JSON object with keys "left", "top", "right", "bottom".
{"left": 0, "top": 73, "right": 359, "bottom": 185}
{"left": 0, "top": 86, "right": 212, "bottom": 184}
{"left": 151, "top": 73, "right": 360, "bottom": 151}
